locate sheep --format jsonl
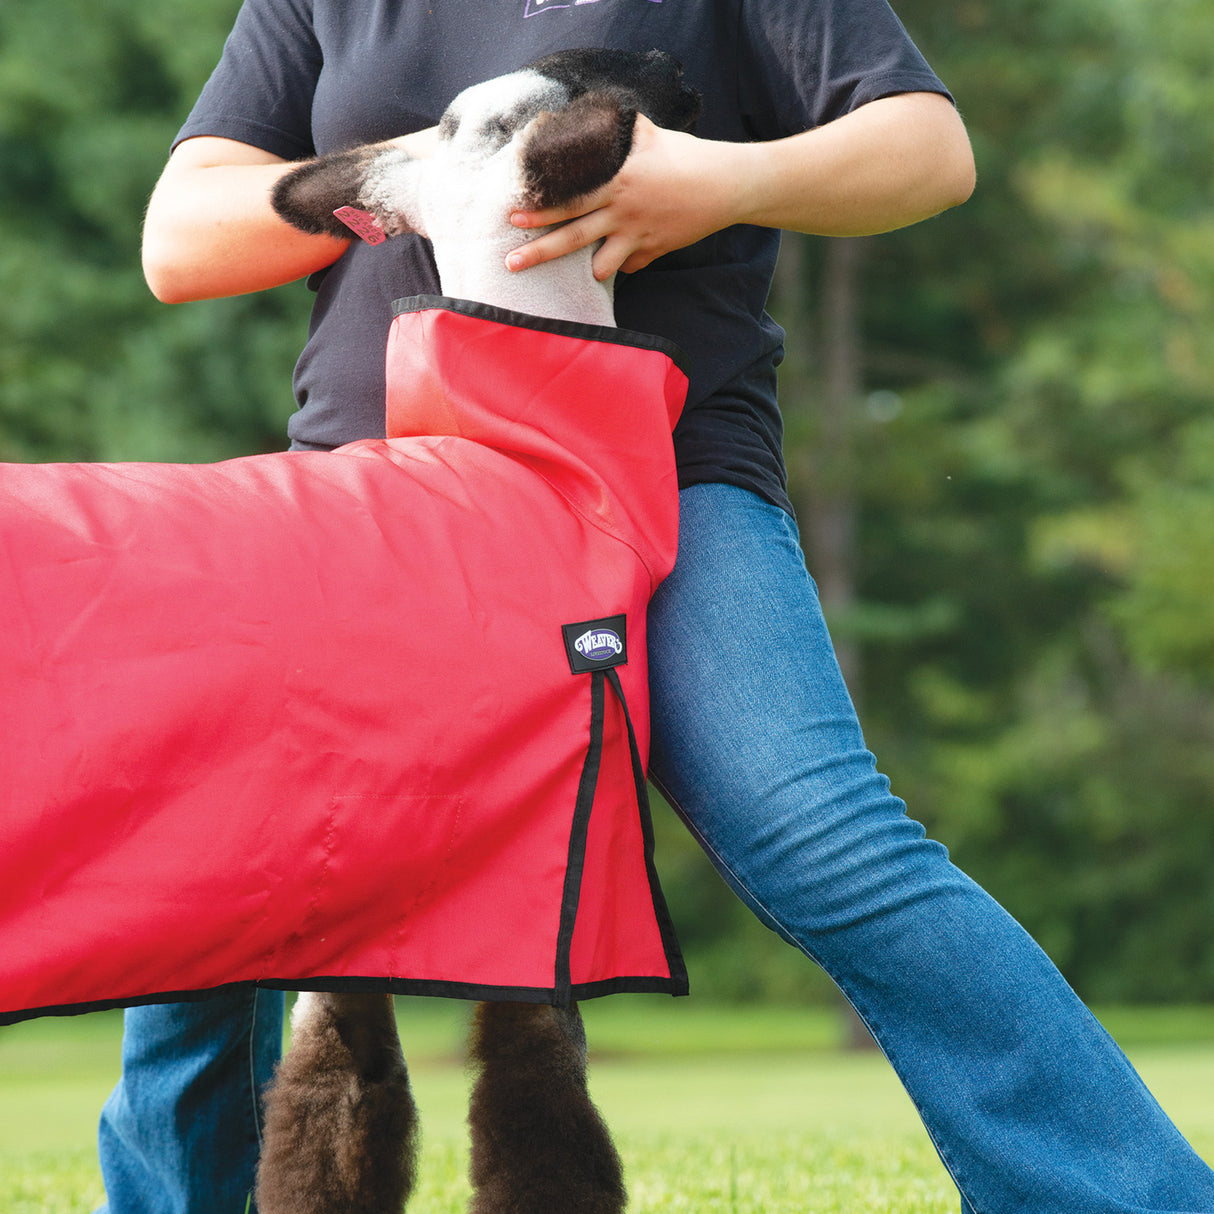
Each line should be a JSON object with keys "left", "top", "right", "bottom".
{"left": 254, "top": 48, "right": 700, "bottom": 1214}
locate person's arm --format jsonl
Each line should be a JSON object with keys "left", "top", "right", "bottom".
{"left": 142, "top": 129, "right": 439, "bottom": 304}
{"left": 506, "top": 91, "right": 975, "bottom": 281}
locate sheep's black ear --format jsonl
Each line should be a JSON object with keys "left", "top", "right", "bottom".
{"left": 518, "top": 92, "right": 637, "bottom": 211}
{"left": 272, "top": 148, "right": 379, "bottom": 238}
{"left": 272, "top": 146, "right": 424, "bottom": 241}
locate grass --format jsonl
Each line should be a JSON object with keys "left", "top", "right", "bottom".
{"left": 2, "top": 1001, "right": 1212, "bottom": 1212}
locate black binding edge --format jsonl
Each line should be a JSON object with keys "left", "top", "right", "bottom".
{"left": 606, "top": 667, "right": 689, "bottom": 994}
{"left": 391, "top": 294, "right": 691, "bottom": 380}
{"left": 0, "top": 968, "right": 688, "bottom": 1027}
{"left": 552, "top": 669, "right": 607, "bottom": 1006}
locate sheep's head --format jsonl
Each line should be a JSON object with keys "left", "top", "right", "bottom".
{"left": 271, "top": 48, "right": 700, "bottom": 250}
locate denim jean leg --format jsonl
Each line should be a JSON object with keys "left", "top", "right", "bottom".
{"left": 647, "top": 482, "right": 1214, "bottom": 1214}
{"left": 96, "top": 988, "right": 285, "bottom": 1214}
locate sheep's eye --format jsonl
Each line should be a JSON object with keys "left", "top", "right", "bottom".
{"left": 438, "top": 110, "right": 461, "bottom": 140}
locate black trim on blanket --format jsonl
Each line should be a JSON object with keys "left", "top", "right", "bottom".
{"left": 552, "top": 662, "right": 689, "bottom": 1009}
{"left": 0, "top": 971, "right": 688, "bottom": 1027}
{"left": 607, "top": 667, "right": 690, "bottom": 996}
{"left": 391, "top": 295, "right": 691, "bottom": 380}
{"left": 554, "top": 669, "right": 606, "bottom": 1006}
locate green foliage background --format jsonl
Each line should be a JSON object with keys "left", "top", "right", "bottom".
{"left": 2, "top": 0, "right": 1211, "bottom": 1002}
{"left": 0, "top": 0, "right": 309, "bottom": 462}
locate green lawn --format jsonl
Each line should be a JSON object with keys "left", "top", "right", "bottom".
{"left": 2, "top": 1001, "right": 1212, "bottom": 1212}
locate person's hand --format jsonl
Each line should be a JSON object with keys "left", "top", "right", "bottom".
{"left": 505, "top": 115, "right": 751, "bottom": 280}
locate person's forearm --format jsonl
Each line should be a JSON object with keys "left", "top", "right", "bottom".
{"left": 142, "top": 155, "right": 346, "bottom": 303}
{"left": 505, "top": 91, "right": 974, "bottom": 279}
{"left": 728, "top": 92, "right": 975, "bottom": 237}
{"left": 141, "top": 130, "right": 438, "bottom": 304}
{"left": 143, "top": 164, "right": 350, "bottom": 303}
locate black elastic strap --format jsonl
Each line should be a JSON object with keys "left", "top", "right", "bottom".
{"left": 552, "top": 667, "right": 687, "bottom": 1006}
{"left": 606, "top": 667, "right": 688, "bottom": 994}
{"left": 553, "top": 669, "right": 606, "bottom": 1006}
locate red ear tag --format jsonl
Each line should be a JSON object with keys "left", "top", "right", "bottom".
{"left": 333, "top": 206, "right": 388, "bottom": 245}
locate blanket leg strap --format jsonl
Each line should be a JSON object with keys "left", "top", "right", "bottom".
{"left": 552, "top": 661, "right": 687, "bottom": 1007}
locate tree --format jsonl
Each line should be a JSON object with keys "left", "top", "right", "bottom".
{"left": 767, "top": 0, "right": 1214, "bottom": 1000}
{"left": 0, "top": 0, "right": 310, "bottom": 463}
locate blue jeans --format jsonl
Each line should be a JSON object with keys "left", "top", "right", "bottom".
{"left": 98, "top": 483, "right": 1214, "bottom": 1213}
{"left": 97, "top": 988, "right": 283, "bottom": 1214}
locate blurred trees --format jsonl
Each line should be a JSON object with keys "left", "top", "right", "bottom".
{"left": 0, "top": 0, "right": 308, "bottom": 462}
{"left": 2, "top": 0, "right": 1211, "bottom": 1001}
{"left": 770, "top": 0, "right": 1214, "bottom": 1002}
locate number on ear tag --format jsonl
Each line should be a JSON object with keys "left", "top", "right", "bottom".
{"left": 333, "top": 206, "right": 388, "bottom": 245}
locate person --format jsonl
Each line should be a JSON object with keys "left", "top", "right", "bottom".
{"left": 98, "top": 1, "right": 1214, "bottom": 1212}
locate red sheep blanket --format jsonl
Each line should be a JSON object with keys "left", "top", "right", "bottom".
{"left": 0, "top": 297, "right": 688, "bottom": 1025}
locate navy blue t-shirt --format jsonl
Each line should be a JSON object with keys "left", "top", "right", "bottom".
{"left": 176, "top": 0, "right": 948, "bottom": 513}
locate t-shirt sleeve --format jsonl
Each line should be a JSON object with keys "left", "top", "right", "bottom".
{"left": 737, "top": 0, "right": 952, "bottom": 139}
{"left": 172, "top": 0, "right": 321, "bottom": 159}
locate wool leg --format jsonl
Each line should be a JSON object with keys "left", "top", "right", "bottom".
{"left": 256, "top": 992, "right": 419, "bottom": 1214}
{"left": 467, "top": 1000, "right": 626, "bottom": 1214}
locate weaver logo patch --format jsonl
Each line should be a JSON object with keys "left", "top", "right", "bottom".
{"left": 563, "top": 615, "right": 628, "bottom": 673}
{"left": 576, "top": 628, "right": 623, "bottom": 660}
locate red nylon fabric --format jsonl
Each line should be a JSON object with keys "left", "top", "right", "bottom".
{"left": 0, "top": 300, "right": 688, "bottom": 1023}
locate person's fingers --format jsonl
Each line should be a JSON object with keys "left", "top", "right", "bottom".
{"left": 509, "top": 206, "right": 570, "bottom": 230}
{"left": 505, "top": 210, "right": 612, "bottom": 272}
{"left": 589, "top": 235, "right": 656, "bottom": 281}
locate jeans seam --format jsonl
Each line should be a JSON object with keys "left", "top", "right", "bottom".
{"left": 649, "top": 770, "right": 982, "bottom": 1212}
{"left": 249, "top": 989, "right": 266, "bottom": 1150}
